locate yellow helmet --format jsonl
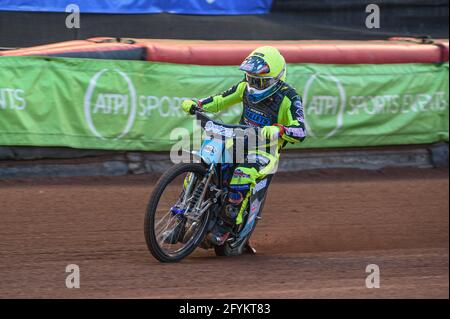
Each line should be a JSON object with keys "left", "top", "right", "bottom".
{"left": 239, "top": 46, "right": 286, "bottom": 103}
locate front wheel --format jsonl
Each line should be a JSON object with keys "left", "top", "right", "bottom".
{"left": 144, "top": 163, "right": 212, "bottom": 262}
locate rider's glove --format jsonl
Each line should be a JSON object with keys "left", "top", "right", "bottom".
{"left": 182, "top": 99, "right": 199, "bottom": 114}
{"left": 261, "top": 125, "right": 282, "bottom": 140}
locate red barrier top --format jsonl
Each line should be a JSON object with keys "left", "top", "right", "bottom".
{"left": 1, "top": 40, "right": 143, "bottom": 56}
{"left": 2, "top": 38, "right": 448, "bottom": 65}
{"left": 137, "top": 38, "right": 449, "bottom": 65}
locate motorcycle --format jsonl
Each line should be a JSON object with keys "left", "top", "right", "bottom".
{"left": 144, "top": 108, "right": 274, "bottom": 262}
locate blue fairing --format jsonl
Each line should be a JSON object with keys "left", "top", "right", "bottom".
{"left": 199, "top": 138, "right": 232, "bottom": 165}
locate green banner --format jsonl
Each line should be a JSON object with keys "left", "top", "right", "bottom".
{"left": 0, "top": 56, "right": 448, "bottom": 151}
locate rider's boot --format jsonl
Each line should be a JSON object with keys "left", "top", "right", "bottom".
{"left": 207, "top": 204, "right": 239, "bottom": 245}
{"left": 207, "top": 222, "right": 232, "bottom": 246}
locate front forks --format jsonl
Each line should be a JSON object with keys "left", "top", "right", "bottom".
{"left": 184, "top": 164, "right": 220, "bottom": 222}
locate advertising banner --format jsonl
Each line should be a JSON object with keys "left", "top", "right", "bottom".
{"left": 0, "top": 56, "right": 448, "bottom": 151}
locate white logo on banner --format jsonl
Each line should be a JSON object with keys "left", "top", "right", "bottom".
{"left": 83, "top": 69, "right": 447, "bottom": 141}
{"left": 303, "top": 74, "right": 346, "bottom": 139}
{"left": 84, "top": 69, "right": 137, "bottom": 140}
{"left": 0, "top": 88, "right": 26, "bottom": 110}
{"left": 302, "top": 73, "right": 447, "bottom": 140}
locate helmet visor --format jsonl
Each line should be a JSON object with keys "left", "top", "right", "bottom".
{"left": 239, "top": 55, "right": 270, "bottom": 75}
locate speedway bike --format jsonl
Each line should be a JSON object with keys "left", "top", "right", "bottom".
{"left": 144, "top": 108, "right": 274, "bottom": 262}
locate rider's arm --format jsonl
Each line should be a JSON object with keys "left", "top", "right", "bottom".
{"left": 197, "top": 81, "right": 246, "bottom": 113}
{"left": 276, "top": 94, "right": 307, "bottom": 143}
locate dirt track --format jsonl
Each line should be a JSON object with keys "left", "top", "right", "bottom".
{"left": 0, "top": 168, "right": 448, "bottom": 298}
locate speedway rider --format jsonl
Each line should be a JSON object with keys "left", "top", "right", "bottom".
{"left": 181, "top": 46, "right": 307, "bottom": 245}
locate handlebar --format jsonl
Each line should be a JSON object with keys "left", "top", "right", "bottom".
{"left": 193, "top": 110, "right": 275, "bottom": 149}
{"left": 189, "top": 105, "right": 202, "bottom": 115}
{"left": 190, "top": 106, "right": 251, "bottom": 130}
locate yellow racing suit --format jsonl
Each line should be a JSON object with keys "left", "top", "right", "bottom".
{"left": 197, "top": 80, "right": 307, "bottom": 224}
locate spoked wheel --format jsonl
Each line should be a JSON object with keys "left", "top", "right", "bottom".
{"left": 144, "top": 163, "right": 213, "bottom": 262}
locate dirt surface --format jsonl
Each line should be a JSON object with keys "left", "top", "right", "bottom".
{"left": 0, "top": 168, "right": 448, "bottom": 298}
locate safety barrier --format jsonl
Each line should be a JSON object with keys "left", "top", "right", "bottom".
{"left": 0, "top": 55, "right": 448, "bottom": 151}
{"left": 2, "top": 38, "right": 448, "bottom": 65}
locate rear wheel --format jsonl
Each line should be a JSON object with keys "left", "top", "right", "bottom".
{"left": 144, "top": 163, "right": 212, "bottom": 262}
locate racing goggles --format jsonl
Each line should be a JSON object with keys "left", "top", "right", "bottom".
{"left": 245, "top": 73, "right": 279, "bottom": 90}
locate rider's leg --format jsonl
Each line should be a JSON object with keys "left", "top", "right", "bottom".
{"left": 208, "top": 150, "right": 278, "bottom": 245}
{"left": 224, "top": 166, "right": 259, "bottom": 223}
{"left": 228, "top": 150, "right": 279, "bottom": 225}
{"left": 207, "top": 164, "right": 259, "bottom": 245}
